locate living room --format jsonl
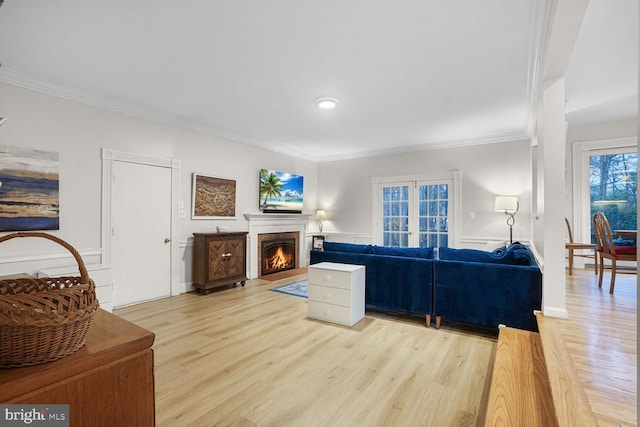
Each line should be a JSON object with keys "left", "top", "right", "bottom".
{"left": 0, "top": 1, "right": 637, "bottom": 426}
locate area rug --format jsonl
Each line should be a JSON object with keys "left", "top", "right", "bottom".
{"left": 270, "top": 280, "right": 308, "bottom": 298}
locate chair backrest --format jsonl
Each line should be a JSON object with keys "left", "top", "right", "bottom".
{"left": 593, "top": 212, "right": 616, "bottom": 256}
{"left": 564, "top": 218, "right": 574, "bottom": 243}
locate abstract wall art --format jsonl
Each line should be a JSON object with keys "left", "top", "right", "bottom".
{"left": 0, "top": 145, "right": 60, "bottom": 231}
{"left": 192, "top": 173, "right": 237, "bottom": 219}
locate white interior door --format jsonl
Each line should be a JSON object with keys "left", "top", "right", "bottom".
{"left": 111, "top": 160, "right": 172, "bottom": 307}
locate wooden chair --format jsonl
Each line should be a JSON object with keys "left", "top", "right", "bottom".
{"left": 592, "top": 212, "right": 637, "bottom": 294}
{"left": 565, "top": 218, "right": 597, "bottom": 275}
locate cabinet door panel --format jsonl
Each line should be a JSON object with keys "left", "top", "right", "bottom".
{"left": 208, "top": 240, "right": 228, "bottom": 281}
{"left": 226, "top": 239, "right": 245, "bottom": 278}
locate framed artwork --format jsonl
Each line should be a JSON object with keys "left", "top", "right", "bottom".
{"left": 0, "top": 145, "right": 60, "bottom": 231}
{"left": 192, "top": 173, "right": 237, "bottom": 219}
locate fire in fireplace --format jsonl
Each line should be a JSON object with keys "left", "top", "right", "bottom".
{"left": 261, "top": 237, "right": 297, "bottom": 276}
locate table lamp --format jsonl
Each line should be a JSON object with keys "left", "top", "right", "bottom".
{"left": 315, "top": 210, "right": 327, "bottom": 233}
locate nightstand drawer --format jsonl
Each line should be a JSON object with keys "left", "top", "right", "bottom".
{"left": 308, "top": 266, "right": 353, "bottom": 289}
{"left": 308, "top": 301, "right": 354, "bottom": 326}
{"left": 308, "top": 284, "right": 351, "bottom": 306}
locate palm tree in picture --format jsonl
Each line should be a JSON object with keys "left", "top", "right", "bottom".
{"left": 260, "top": 169, "right": 284, "bottom": 209}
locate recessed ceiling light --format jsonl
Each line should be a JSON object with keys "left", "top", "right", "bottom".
{"left": 315, "top": 97, "right": 339, "bottom": 109}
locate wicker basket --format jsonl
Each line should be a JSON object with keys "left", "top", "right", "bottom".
{"left": 0, "top": 232, "right": 99, "bottom": 368}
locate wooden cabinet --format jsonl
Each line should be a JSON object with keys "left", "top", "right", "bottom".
{"left": 193, "top": 232, "right": 248, "bottom": 294}
{"left": 307, "top": 262, "right": 365, "bottom": 326}
{"left": 0, "top": 309, "right": 156, "bottom": 426}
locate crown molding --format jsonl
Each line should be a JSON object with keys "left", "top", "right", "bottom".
{"left": 311, "top": 130, "right": 531, "bottom": 162}
{"left": 0, "top": 68, "right": 532, "bottom": 164}
{"left": 0, "top": 68, "right": 321, "bottom": 157}
{"left": 525, "top": 0, "right": 553, "bottom": 136}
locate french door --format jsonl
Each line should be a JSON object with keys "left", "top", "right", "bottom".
{"left": 373, "top": 172, "right": 460, "bottom": 248}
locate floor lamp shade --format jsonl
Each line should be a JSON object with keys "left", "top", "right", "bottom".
{"left": 494, "top": 196, "right": 518, "bottom": 213}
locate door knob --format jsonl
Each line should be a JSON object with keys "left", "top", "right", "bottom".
{"left": 164, "top": 238, "right": 171, "bottom": 244}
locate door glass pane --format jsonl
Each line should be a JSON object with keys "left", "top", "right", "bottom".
{"left": 382, "top": 185, "right": 409, "bottom": 247}
{"left": 419, "top": 183, "right": 449, "bottom": 247}
{"left": 590, "top": 151, "right": 637, "bottom": 241}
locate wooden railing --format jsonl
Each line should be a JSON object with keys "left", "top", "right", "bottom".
{"left": 535, "top": 312, "right": 598, "bottom": 427}
{"left": 484, "top": 315, "right": 598, "bottom": 427}
{"left": 484, "top": 326, "right": 558, "bottom": 426}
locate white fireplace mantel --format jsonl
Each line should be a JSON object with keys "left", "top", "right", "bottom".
{"left": 244, "top": 213, "right": 311, "bottom": 279}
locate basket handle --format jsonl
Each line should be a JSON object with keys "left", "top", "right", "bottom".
{"left": 0, "top": 232, "right": 90, "bottom": 283}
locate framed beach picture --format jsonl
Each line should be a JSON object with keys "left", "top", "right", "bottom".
{"left": 192, "top": 173, "right": 237, "bottom": 219}
{"left": 0, "top": 145, "right": 60, "bottom": 231}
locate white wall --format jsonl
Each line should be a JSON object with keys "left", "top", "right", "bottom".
{"left": 317, "top": 139, "right": 533, "bottom": 248}
{"left": 0, "top": 82, "right": 318, "bottom": 284}
{"left": 4, "top": 79, "right": 632, "bottom": 305}
{"left": 538, "top": 77, "right": 568, "bottom": 318}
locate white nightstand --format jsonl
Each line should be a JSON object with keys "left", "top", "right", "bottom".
{"left": 307, "top": 262, "right": 365, "bottom": 326}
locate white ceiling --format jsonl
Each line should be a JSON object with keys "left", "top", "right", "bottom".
{"left": 565, "top": 0, "right": 638, "bottom": 127}
{"left": 0, "top": 0, "right": 636, "bottom": 162}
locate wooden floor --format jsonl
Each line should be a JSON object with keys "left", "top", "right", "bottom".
{"left": 561, "top": 269, "right": 637, "bottom": 427}
{"left": 115, "top": 268, "right": 637, "bottom": 427}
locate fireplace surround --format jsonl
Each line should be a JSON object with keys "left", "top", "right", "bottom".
{"left": 244, "top": 213, "right": 311, "bottom": 279}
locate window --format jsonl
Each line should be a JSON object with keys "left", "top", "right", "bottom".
{"left": 419, "top": 183, "right": 449, "bottom": 247}
{"left": 573, "top": 137, "right": 638, "bottom": 245}
{"left": 381, "top": 185, "right": 409, "bottom": 247}
{"left": 589, "top": 150, "right": 637, "bottom": 239}
{"left": 374, "top": 172, "right": 460, "bottom": 248}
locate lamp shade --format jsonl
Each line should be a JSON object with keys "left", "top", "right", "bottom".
{"left": 495, "top": 196, "right": 518, "bottom": 213}
{"left": 315, "top": 209, "right": 327, "bottom": 221}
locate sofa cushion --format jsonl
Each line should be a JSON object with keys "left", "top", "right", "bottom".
{"left": 439, "top": 242, "right": 533, "bottom": 265}
{"left": 371, "top": 245, "right": 434, "bottom": 259}
{"left": 322, "top": 242, "right": 374, "bottom": 254}
{"left": 439, "top": 247, "right": 510, "bottom": 264}
{"left": 510, "top": 244, "right": 536, "bottom": 265}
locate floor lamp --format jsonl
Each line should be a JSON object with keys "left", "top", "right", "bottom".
{"left": 495, "top": 196, "right": 519, "bottom": 244}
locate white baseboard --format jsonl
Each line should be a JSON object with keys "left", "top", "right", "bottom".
{"left": 176, "top": 282, "right": 189, "bottom": 295}
{"left": 542, "top": 306, "right": 569, "bottom": 319}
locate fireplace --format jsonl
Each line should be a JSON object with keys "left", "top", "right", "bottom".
{"left": 245, "top": 213, "right": 311, "bottom": 279}
{"left": 258, "top": 232, "right": 299, "bottom": 277}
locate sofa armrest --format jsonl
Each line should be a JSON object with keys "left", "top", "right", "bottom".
{"left": 433, "top": 260, "right": 542, "bottom": 331}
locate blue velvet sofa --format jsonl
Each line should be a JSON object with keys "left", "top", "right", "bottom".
{"left": 309, "top": 242, "right": 434, "bottom": 322}
{"left": 309, "top": 241, "right": 542, "bottom": 332}
{"left": 434, "top": 243, "right": 542, "bottom": 331}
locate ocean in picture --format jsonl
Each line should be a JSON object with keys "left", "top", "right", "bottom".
{"left": 260, "top": 169, "right": 304, "bottom": 212}
{"left": 0, "top": 146, "right": 60, "bottom": 231}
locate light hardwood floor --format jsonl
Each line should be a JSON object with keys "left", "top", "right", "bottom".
{"left": 561, "top": 269, "right": 637, "bottom": 427}
{"left": 115, "top": 269, "right": 637, "bottom": 427}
